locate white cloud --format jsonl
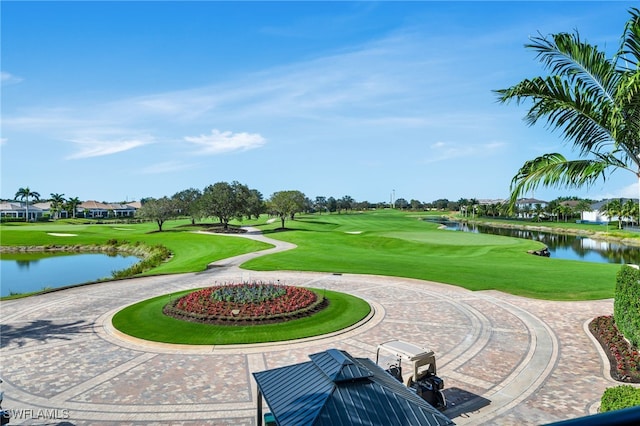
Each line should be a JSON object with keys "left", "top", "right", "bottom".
{"left": 594, "top": 181, "right": 640, "bottom": 200}
{"left": 1, "top": 71, "right": 23, "bottom": 85}
{"left": 0, "top": 138, "right": 7, "bottom": 146}
{"left": 184, "top": 129, "right": 266, "bottom": 155}
{"left": 66, "top": 137, "right": 152, "bottom": 159}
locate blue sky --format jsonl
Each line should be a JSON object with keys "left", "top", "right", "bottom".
{"left": 1, "top": 1, "right": 637, "bottom": 204}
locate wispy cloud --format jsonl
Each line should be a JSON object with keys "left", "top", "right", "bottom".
{"left": 424, "top": 140, "right": 506, "bottom": 163}
{"left": 0, "top": 138, "right": 7, "bottom": 146}
{"left": 184, "top": 129, "right": 266, "bottom": 155}
{"left": 1, "top": 71, "right": 23, "bottom": 85}
{"left": 66, "top": 137, "right": 152, "bottom": 159}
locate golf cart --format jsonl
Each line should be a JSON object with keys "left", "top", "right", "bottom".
{"left": 376, "top": 340, "right": 446, "bottom": 410}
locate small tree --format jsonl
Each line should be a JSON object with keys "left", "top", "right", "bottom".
{"left": 172, "top": 188, "right": 202, "bottom": 225}
{"left": 135, "top": 197, "right": 176, "bottom": 231}
{"left": 269, "top": 190, "right": 306, "bottom": 229}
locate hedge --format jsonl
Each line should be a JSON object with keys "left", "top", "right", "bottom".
{"left": 614, "top": 265, "right": 640, "bottom": 348}
{"left": 600, "top": 385, "right": 640, "bottom": 412}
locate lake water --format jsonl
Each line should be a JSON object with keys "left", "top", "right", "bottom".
{"left": 0, "top": 252, "right": 141, "bottom": 297}
{"left": 437, "top": 220, "right": 640, "bottom": 265}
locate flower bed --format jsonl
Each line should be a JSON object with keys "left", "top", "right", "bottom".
{"left": 163, "top": 282, "right": 327, "bottom": 325}
{"left": 589, "top": 315, "right": 640, "bottom": 382}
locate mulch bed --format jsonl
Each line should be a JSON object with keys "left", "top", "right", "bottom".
{"left": 589, "top": 315, "right": 640, "bottom": 383}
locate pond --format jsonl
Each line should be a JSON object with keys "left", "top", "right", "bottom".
{"left": 434, "top": 220, "right": 640, "bottom": 265}
{"left": 0, "top": 252, "right": 141, "bottom": 297}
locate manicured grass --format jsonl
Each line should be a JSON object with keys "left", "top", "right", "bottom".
{"left": 0, "top": 219, "right": 272, "bottom": 275}
{"left": 112, "top": 288, "right": 371, "bottom": 344}
{"left": 243, "top": 210, "right": 621, "bottom": 300}
{"left": 1, "top": 211, "right": 629, "bottom": 300}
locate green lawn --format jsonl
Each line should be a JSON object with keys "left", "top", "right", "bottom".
{"left": 0, "top": 219, "right": 272, "bottom": 275}
{"left": 0, "top": 211, "right": 624, "bottom": 300}
{"left": 243, "top": 210, "right": 621, "bottom": 300}
{"left": 112, "top": 288, "right": 371, "bottom": 344}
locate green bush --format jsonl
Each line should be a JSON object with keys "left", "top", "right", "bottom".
{"left": 614, "top": 266, "right": 640, "bottom": 347}
{"left": 600, "top": 385, "right": 640, "bottom": 412}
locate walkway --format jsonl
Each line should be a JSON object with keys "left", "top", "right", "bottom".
{"left": 0, "top": 229, "right": 618, "bottom": 425}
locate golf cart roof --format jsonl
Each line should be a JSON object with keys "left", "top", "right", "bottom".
{"left": 377, "top": 340, "right": 435, "bottom": 361}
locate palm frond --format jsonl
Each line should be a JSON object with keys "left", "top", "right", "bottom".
{"left": 526, "top": 32, "right": 619, "bottom": 99}
{"left": 496, "top": 76, "right": 614, "bottom": 155}
{"left": 617, "top": 7, "right": 640, "bottom": 67}
{"left": 509, "top": 153, "right": 611, "bottom": 210}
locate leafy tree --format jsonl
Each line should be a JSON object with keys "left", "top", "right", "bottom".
{"left": 338, "top": 195, "right": 354, "bottom": 213}
{"left": 314, "top": 196, "right": 328, "bottom": 214}
{"left": 135, "top": 197, "right": 176, "bottom": 231}
{"left": 410, "top": 199, "right": 423, "bottom": 210}
{"left": 15, "top": 186, "right": 41, "bottom": 222}
{"left": 172, "top": 188, "right": 202, "bottom": 225}
{"left": 49, "top": 193, "right": 65, "bottom": 220}
{"left": 200, "top": 181, "right": 251, "bottom": 229}
{"left": 269, "top": 190, "right": 306, "bottom": 228}
{"left": 395, "top": 198, "right": 409, "bottom": 210}
{"left": 496, "top": 8, "right": 640, "bottom": 214}
{"left": 327, "top": 196, "right": 338, "bottom": 213}
{"left": 246, "top": 189, "right": 266, "bottom": 220}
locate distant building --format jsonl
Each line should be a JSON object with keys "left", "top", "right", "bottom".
{"left": 78, "top": 200, "right": 137, "bottom": 218}
{"left": 515, "top": 198, "right": 548, "bottom": 218}
{"left": 0, "top": 201, "right": 44, "bottom": 221}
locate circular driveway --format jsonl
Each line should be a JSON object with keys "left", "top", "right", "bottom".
{"left": 0, "top": 231, "right": 618, "bottom": 425}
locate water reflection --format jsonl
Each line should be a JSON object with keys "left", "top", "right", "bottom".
{"left": 437, "top": 220, "right": 640, "bottom": 265}
{"left": 15, "top": 259, "right": 39, "bottom": 269}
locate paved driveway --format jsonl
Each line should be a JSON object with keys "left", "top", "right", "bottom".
{"left": 0, "top": 230, "right": 617, "bottom": 425}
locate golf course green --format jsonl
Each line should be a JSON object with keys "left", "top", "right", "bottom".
{"left": 0, "top": 210, "right": 623, "bottom": 300}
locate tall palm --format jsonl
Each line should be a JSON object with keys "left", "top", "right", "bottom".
{"left": 495, "top": 8, "right": 640, "bottom": 213}
{"left": 15, "top": 187, "right": 41, "bottom": 222}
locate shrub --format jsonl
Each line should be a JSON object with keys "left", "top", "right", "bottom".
{"left": 614, "top": 266, "right": 640, "bottom": 347}
{"left": 600, "top": 385, "right": 640, "bottom": 412}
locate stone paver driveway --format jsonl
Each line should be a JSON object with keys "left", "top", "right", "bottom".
{"left": 0, "top": 231, "right": 618, "bottom": 425}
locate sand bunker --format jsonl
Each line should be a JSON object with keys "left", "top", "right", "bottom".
{"left": 47, "top": 233, "right": 78, "bottom": 237}
{"left": 345, "top": 231, "right": 362, "bottom": 234}
{"left": 113, "top": 228, "right": 134, "bottom": 231}
{"left": 266, "top": 218, "right": 277, "bottom": 224}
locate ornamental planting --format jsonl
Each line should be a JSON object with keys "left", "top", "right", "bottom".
{"left": 164, "top": 281, "right": 326, "bottom": 324}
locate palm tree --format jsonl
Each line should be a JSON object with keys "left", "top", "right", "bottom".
{"left": 14, "top": 187, "right": 41, "bottom": 222}
{"left": 49, "top": 193, "right": 65, "bottom": 220}
{"left": 605, "top": 199, "right": 623, "bottom": 229}
{"left": 65, "top": 196, "right": 81, "bottom": 218}
{"left": 495, "top": 8, "right": 640, "bottom": 214}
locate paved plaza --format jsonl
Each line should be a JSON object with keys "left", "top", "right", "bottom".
{"left": 0, "top": 231, "right": 620, "bottom": 425}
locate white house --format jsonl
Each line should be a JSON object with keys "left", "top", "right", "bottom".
{"left": 0, "top": 201, "right": 44, "bottom": 221}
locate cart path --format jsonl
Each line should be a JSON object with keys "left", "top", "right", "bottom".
{"left": 0, "top": 228, "right": 617, "bottom": 425}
